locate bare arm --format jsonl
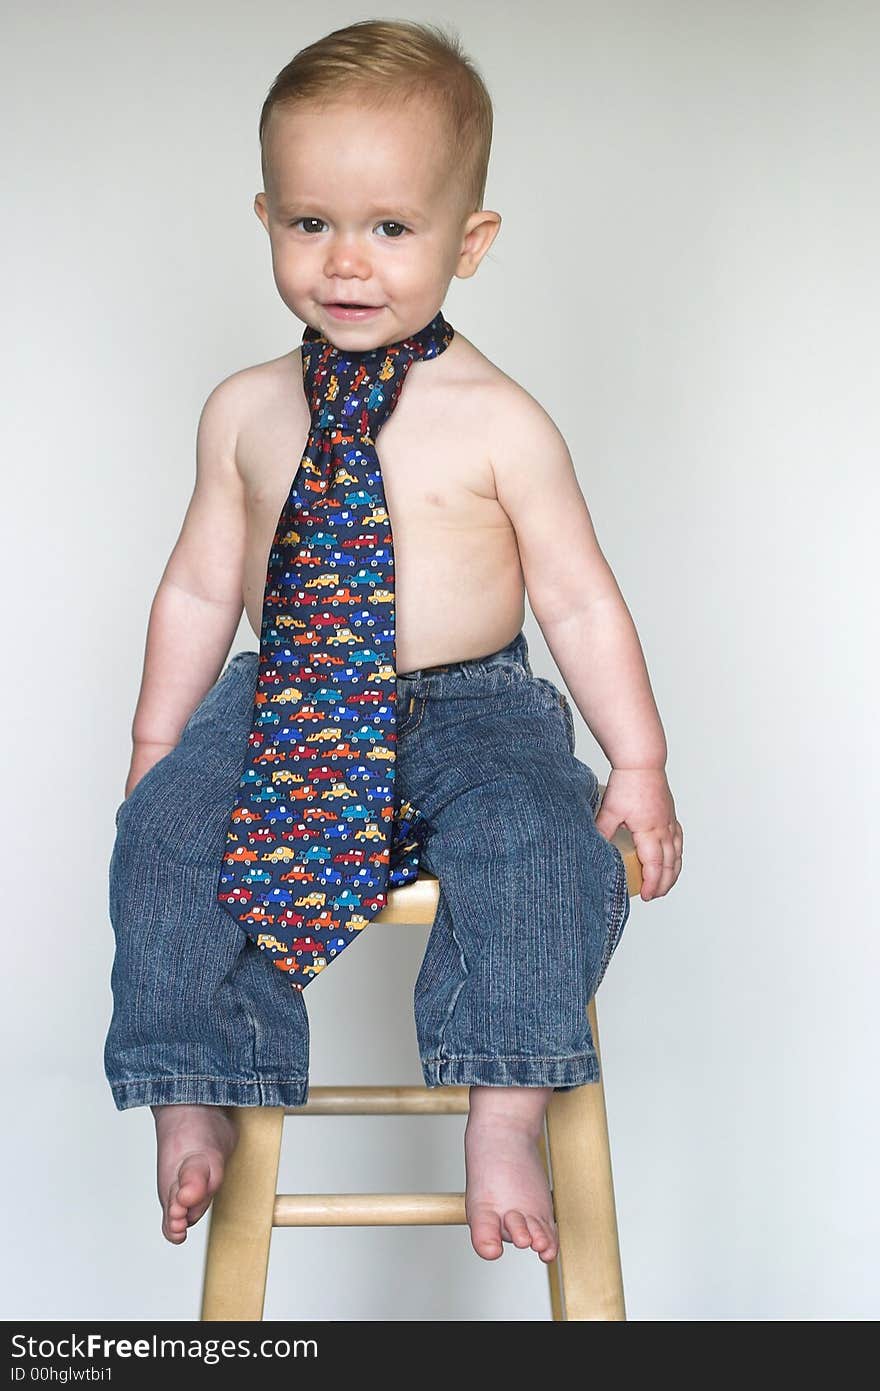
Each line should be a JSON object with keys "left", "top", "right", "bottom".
{"left": 490, "top": 389, "right": 667, "bottom": 771}
{"left": 490, "top": 383, "right": 683, "bottom": 903}
{"left": 125, "top": 377, "right": 247, "bottom": 791}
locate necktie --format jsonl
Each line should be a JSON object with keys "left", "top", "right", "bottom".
{"left": 216, "top": 309, "right": 455, "bottom": 990}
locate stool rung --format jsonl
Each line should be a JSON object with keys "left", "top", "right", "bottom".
{"left": 274, "top": 1191, "right": 467, "bottom": 1227}
{"left": 284, "top": 1085, "right": 470, "bottom": 1116}
{"left": 202, "top": 997, "right": 627, "bottom": 1321}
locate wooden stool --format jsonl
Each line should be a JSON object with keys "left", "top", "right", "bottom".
{"left": 200, "top": 789, "right": 640, "bottom": 1322}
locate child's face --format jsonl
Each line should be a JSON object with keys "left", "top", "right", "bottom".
{"left": 255, "top": 95, "right": 493, "bottom": 347}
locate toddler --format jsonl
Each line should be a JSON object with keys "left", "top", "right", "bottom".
{"left": 105, "top": 18, "right": 684, "bottom": 1266}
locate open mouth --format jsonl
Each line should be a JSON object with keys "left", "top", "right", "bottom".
{"left": 323, "top": 302, "right": 383, "bottom": 319}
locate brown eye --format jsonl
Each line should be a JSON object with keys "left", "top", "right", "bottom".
{"left": 376, "top": 222, "right": 408, "bottom": 238}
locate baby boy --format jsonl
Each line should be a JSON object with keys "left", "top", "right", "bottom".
{"left": 105, "top": 18, "right": 683, "bottom": 1267}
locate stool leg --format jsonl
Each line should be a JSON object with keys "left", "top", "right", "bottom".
{"left": 537, "top": 1129, "right": 564, "bottom": 1321}
{"left": 200, "top": 1106, "right": 285, "bottom": 1321}
{"left": 544, "top": 997, "right": 626, "bottom": 1320}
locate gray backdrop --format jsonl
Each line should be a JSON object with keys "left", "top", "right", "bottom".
{"left": 2, "top": 0, "right": 876, "bottom": 1320}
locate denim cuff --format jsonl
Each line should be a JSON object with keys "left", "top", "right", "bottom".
{"left": 419, "top": 1051, "right": 601, "bottom": 1091}
{"left": 109, "top": 1075, "right": 310, "bottom": 1110}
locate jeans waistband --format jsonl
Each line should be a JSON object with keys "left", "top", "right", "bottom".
{"left": 396, "top": 629, "right": 531, "bottom": 683}
{"left": 228, "top": 630, "right": 533, "bottom": 685}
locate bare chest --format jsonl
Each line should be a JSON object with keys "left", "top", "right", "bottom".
{"left": 234, "top": 351, "right": 524, "bottom": 665}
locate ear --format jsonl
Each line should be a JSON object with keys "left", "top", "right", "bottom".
{"left": 254, "top": 192, "right": 270, "bottom": 232}
{"left": 455, "top": 210, "right": 502, "bottom": 281}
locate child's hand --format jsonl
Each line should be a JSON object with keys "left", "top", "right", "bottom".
{"left": 125, "top": 741, "right": 177, "bottom": 800}
{"left": 594, "top": 767, "right": 683, "bottom": 902}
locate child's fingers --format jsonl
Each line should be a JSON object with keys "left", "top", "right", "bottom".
{"left": 638, "top": 826, "right": 683, "bottom": 899}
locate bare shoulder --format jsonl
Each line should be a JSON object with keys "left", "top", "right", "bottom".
{"left": 198, "top": 348, "right": 307, "bottom": 485}
{"left": 439, "top": 328, "right": 518, "bottom": 401}
{"left": 448, "top": 331, "right": 572, "bottom": 481}
{"left": 201, "top": 347, "right": 302, "bottom": 431}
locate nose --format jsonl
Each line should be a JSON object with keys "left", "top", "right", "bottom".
{"left": 322, "top": 232, "right": 371, "bottom": 281}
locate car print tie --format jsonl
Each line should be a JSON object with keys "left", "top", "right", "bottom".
{"left": 216, "top": 309, "right": 455, "bottom": 989}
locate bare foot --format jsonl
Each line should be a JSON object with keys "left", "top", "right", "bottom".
{"left": 464, "top": 1085, "right": 558, "bottom": 1262}
{"left": 152, "top": 1104, "right": 238, "bottom": 1244}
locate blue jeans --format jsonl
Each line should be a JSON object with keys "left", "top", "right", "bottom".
{"left": 104, "top": 629, "right": 629, "bottom": 1109}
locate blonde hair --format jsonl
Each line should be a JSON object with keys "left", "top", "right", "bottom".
{"left": 258, "top": 18, "right": 494, "bottom": 214}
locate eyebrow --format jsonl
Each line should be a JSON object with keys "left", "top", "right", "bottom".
{"left": 275, "top": 201, "right": 426, "bottom": 224}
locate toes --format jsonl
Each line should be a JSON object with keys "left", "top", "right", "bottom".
{"left": 175, "top": 1154, "right": 213, "bottom": 1205}
{"left": 468, "top": 1206, "right": 504, "bottom": 1260}
{"left": 162, "top": 1154, "right": 217, "bottom": 1243}
{"left": 526, "top": 1215, "right": 551, "bottom": 1251}
{"left": 163, "top": 1193, "right": 188, "bottom": 1229}
{"left": 164, "top": 1181, "right": 188, "bottom": 1222}
{"left": 467, "top": 1204, "right": 559, "bottom": 1263}
{"left": 161, "top": 1196, "right": 189, "bottom": 1244}
{"left": 534, "top": 1217, "right": 559, "bottom": 1261}
{"left": 502, "top": 1210, "right": 532, "bottom": 1248}
{"left": 186, "top": 1197, "right": 214, "bottom": 1225}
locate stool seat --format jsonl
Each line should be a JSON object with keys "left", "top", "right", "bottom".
{"left": 379, "top": 810, "right": 641, "bottom": 916}
{"left": 200, "top": 785, "right": 640, "bottom": 1322}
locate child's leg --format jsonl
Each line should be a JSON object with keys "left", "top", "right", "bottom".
{"left": 406, "top": 678, "right": 628, "bottom": 1090}
{"left": 395, "top": 631, "right": 630, "bottom": 1258}
{"left": 105, "top": 652, "right": 310, "bottom": 1109}
{"left": 105, "top": 652, "right": 310, "bottom": 1240}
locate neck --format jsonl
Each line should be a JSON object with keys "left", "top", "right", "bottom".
{"left": 303, "top": 308, "right": 450, "bottom": 357}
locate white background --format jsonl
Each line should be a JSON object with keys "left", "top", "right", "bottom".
{"left": 2, "top": 0, "right": 877, "bottom": 1320}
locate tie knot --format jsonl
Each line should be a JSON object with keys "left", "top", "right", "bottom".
{"left": 300, "top": 309, "right": 454, "bottom": 438}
